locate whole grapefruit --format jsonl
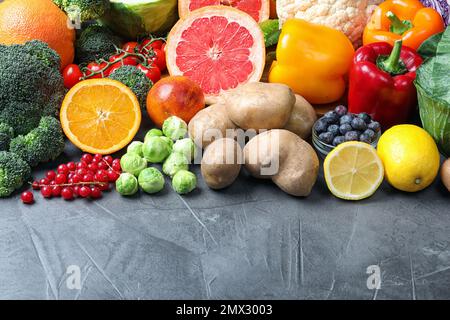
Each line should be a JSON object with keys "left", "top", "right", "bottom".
{"left": 269, "top": 0, "right": 277, "bottom": 19}
{"left": 178, "top": 0, "right": 270, "bottom": 22}
{"left": 0, "top": 0, "right": 76, "bottom": 69}
{"left": 146, "top": 76, "right": 205, "bottom": 127}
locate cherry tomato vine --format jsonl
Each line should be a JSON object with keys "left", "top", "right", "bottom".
{"left": 62, "top": 36, "right": 167, "bottom": 89}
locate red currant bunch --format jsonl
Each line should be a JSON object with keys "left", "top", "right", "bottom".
{"left": 23, "top": 154, "right": 122, "bottom": 204}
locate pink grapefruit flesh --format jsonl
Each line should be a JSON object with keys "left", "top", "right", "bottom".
{"left": 179, "top": 0, "right": 270, "bottom": 23}
{"left": 167, "top": 6, "right": 266, "bottom": 104}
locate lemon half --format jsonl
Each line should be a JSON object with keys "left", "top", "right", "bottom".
{"left": 324, "top": 142, "right": 384, "bottom": 200}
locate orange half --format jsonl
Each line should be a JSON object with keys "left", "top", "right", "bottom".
{"left": 60, "top": 79, "right": 142, "bottom": 155}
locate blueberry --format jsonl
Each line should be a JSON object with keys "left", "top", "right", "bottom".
{"left": 359, "top": 133, "right": 372, "bottom": 144}
{"left": 345, "top": 131, "right": 359, "bottom": 141}
{"left": 319, "top": 132, "right": 334, "bottom": 145}
{"left": 339, "top": 123, "right": 353, "bottom": 135}
{"left": 323, "top": 111, "right": 339, "bottom": 124}
{"left": 340, "top": 114, "right": 354, "bottom": 125}
{"left": 351, "top": 117, "right": 367, "bottom": 131}
{"left": 363, "top": 129, "right": 376, "bottom": 140}
{"left": 314, "top": 119, "right": 328, "bottom": 133}
{"left": 334, "top": 105, "right": 348, "bottom": 117}
{"left": 368, "top": 121, "right": 381, "bottom": 132}
{"left": 327, "top": 124, "right": 340, "bottom": 136}
{"left": 357, "top": 112, "right": 372, "bottom": 124}
{"left": 332, "top": 135, "right": 345, "bottom": 146}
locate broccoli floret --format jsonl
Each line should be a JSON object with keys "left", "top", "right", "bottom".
{"left": 109, "top": 65, "right": 152, "bottom": 108}
{"left": 20, "top": 40, "right": 61, "bottom": 70}
{"left": 0, "top": 151, "right": 31, "bottom": 197}
{"left": 0, "top": 123, "right": 14, "bottom": 151}
{"left": 0, "top": 41, "right": 65, "bottom": 124}
{"left": 76, "top": 24, "right": 122, "bottom": 64}
{"left": 10, "top": 117, "right": 65, "bottom": 167}
{"left": 0, "top": 41, "right": 66, "bottom": 194}
{"left": 0, "top": 102, "right": 43, "bottom": 136}
{"left": 55, "top": 0, "right": 110, "bottom": 22}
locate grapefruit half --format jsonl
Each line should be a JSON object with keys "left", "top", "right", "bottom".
{"left": 167, "top": 6, "right": 266, "bottom": 104}
{"left": 179, "top": 0, "right": 270, "bottom": 23}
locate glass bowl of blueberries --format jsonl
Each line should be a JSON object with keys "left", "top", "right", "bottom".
{"left": 312, "top": 105, "right": 381, "bottom": 158}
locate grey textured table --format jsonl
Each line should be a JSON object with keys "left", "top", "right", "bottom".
{"left": 1, "top": 119, "right": 449, "bottom": 300}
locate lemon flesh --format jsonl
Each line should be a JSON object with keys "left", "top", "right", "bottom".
{"left": 324, "top": 142, "right": 384, "bottom": 200}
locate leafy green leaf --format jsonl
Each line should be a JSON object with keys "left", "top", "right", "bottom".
{"left": 260, "top": 19, "right": 281, "bottom": 48}
{"left": 418, "top": 32, "right": 443, "bottom": 59}
{"left": 415, "top": 27, "right": 450, "bottom": 156}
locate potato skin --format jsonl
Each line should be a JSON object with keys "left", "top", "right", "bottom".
{"left": 188, "top": 104, "right": 237, "bottom": 149}
{"left": 244, "top": 129, "right": 319, "bottom": 196}
{"left": 225, "top": 82, "right": 295, "bottom": 130}
{"left": 284, "top": 94, "right": 317, "bottom": 139}
{"left": 441, "top": 159, "right": 450, "bottom": 192}
{"left": 201, "top": 138, "right": 242, "bottom": 190}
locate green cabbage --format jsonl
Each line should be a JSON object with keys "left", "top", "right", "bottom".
{"left": 100, "top": 0, "right": 178, "bottom": 39}
{"left": 415, "top": 27, "right": 450, "bottom": 157}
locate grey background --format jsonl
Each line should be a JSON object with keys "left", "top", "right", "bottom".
{"left": 0, "top": 121, "right": 449, "bottom": 300}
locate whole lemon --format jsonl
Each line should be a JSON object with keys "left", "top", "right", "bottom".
{"left": 377, "top": 125, "right": 440, "bottom": 192}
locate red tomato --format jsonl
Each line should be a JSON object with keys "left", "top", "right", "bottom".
{"left": 137, "top": 64, "right": 161, "bottom": 84}
{"left": 109, "top": 53, "right": 139, "bottom": 67}
{"left": 85, "top": 62, "right": 107, "bottom": 79}
{"left": 161, "top": 43, "right": 166, "bottom": 52}
{"left": 140, "top": 39, "right": 164, "bottom": 55}
{"left": 122, "top": 41, "right": 139, "bottom": 53}
{"left": 62, "top": 64, "right": 83, "bottom": 89}
{"left": 149, "top": 48, "right": 166, "bottom": 72}
{"left": 105, "top": 63, "right": 122, "bottom": 77}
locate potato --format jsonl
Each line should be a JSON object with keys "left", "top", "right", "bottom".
{"left": 441, "top": 159, "right": 450, "bottom": 192}
{"left": 224, "top": 82, "right": 295, "bottom": 130}
{"left": 188, "top": 104, "right": 237, "bottom": 149}
{"left": 244, "top": 129, "right": 319, "bottom": 196}
{"left": 201, "top": 138, "right": 242, "bottom": 189}
{"left": 284, "top": 94, "right": 317, "bottom": 139}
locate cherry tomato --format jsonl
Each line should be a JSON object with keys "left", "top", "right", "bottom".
{"left": 122, "top": 41, "right": 139, "bottom": 53}
{"left": 149, "top": 48, "right": 166, "bottom": 72}
{"left": 137, "top": 64, "right": 161, "bottom": 83}
{"left": 109, "top": 53, "right": 139, "bottom": 67}
{"left": 103, "top": 62, "right": 121, "bottom": 77}
{"left": 161, "top": 42, "right": 166, "bottom": 52}
{"left": 62, "top": 64, "right": 83, "bottom": 89}
{"left": 140, "top": 39, "right": 164, "bottom": 55}
{"left": 85, "top": 62, "right": 107, "bottom": 79}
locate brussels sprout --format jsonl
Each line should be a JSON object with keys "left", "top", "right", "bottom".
{"left": 142, "top": 136, "right": 172, "bottom": 163}
{"left": 116, "top": 173, "right": 139, "bottom": 196}
{"left": 120, "top": 153, "right": 147, "bottom": 176}
{"left": 160, "top": 136, "right": 174, "bottom": 148}
{"left": 127, "top": 141, "right": 144, "bottom": 157}
{"left": 138, "top": 167, "right": 165, "bottom": 194}
{"left": 173, "top": 138, "right": 196, "bottom": 161}
{"left": 162, "top": 116, "right": 188, "bottom": 141}
{"left": 144, "top": 128, "right": 163, "bottom": 142}
{"left": 172, "top": 170, "right": 197, "bottom": 194}
{"left": 163, "top": 152, "right": 189, "bottom": 178}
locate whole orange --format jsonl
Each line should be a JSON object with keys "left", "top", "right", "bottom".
{"left": 0, "top": 0, "right": 75, "bottom": 69}
{"left": 146, "top": 76, "right": 205, "bottom": 127}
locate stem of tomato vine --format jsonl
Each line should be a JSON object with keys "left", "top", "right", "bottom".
{"left": 81, "top": 47, "right": 157, "bottom": 80}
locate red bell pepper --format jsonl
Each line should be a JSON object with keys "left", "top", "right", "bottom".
{"left": 348, "top": 40, "right": 423, "bottom": 129}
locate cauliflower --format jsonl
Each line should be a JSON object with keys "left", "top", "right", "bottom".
{"left": 277, "top": 0, "right": 384, "bottom": 46}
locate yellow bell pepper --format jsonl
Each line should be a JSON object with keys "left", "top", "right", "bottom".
{"left": 269, "top": 19, "right": 355, "bottom": 104}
